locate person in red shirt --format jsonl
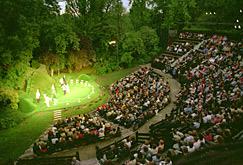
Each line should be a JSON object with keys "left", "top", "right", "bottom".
{"left": 204, "top": 131, "right": 213, "bottom": 142}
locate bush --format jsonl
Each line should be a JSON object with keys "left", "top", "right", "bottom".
{"left": 94, "top": 60, "right": 120, "bottom": 75}
{"left": 78, "top": 74, "right": 92, "bottom": 81}
{"left": 120, "top": 52, "right": 133, "bottom": 68}
{"left": 18, "top": 97, "right": 36, "bottom": 113}
{"left": 0, "top": 88, "right": 19, "bottom": 111}
{"left": 94, "top": 64, "right": 107, "bottom": 75}
{"left": 0, "top": 111, "right": 26, "bottom": 130}
{"left": 31, "top": 59, "right": 40, "bottom": 69}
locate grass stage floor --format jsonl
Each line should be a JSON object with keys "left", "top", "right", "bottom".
{"left": 36, "top": 81, "right": 101, "bottom": 111}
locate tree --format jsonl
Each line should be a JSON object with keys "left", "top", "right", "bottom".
{"left": 0, "top": 0, "right": 59, "bottom": 88}
{"left": 38, "top": 15, "right": 79, "bottom": 73}
{"left": 66, "top": 0, "right": 125, "bottom": 62}
{"left": 121, "top": 52, "right": 133, "bottom": 67}
{"left": 164, "top": 0, "right": 196, "bottom": 30}
{"left": 138, "top": 26, "right": 160, "bottom": 59}
{"left": 195, "top": 0, "right": 243, "bottom": 30}
{"left": 129, "top": 0, "right": 152, "bottom": 30}
{"left": 122, "top": 31, "right": 145, "bottom": 62}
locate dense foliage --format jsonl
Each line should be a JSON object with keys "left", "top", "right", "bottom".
{"left": 0, "top": 0, "right": 242, "bottom": 112}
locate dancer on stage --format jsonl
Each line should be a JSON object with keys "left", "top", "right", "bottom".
{"left": 66, "top": 84, "right": 70, "bottom": 94}
{"left": 59, "top": 77, "right": 64, "bottom": 86}
{"left": 43, "top": 94, "right": 51, "bottom": 107}
{"left": 62, "top": 84, "right": 67, "bottom": 95}
{"left": 36, "top": 89, "right": 41, "bottom": 103}
{"left": 51, "top": 84, "right": 57, "bottom": 97}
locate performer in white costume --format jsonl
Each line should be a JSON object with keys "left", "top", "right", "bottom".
{"left": 66, "top": 84, "right": 70, "bottom": 94}
{"left": 44, "top": 94, "right": 51, "bottom": 107}
{"left": 62, "top": 84, "right": 67, "bottom": 95}
{"left": 51, "top": 84, "right": 57, "bottom": 97}
{"left": 59, "top": 77, "right": 64, "bottom": 86}
{"left": 36, "top": 89, "right": 41, "bottom": 103}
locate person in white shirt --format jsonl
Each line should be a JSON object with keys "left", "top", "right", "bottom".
{"left": 187, "top": 142, "right": 195, "bottom": 153}
{"left": 193, "top": 137, "right": 201, "bottom": 150}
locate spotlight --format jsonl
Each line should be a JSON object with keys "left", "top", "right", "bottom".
{"left": 236, "top": 19, "right": 239, "bottom": 23}
{"left": 234, "top": 25, "right": 237, "bottom": 29}
{"left": 213, "top": 12, "right": 216, "bottom": 15}
{"left": 240, "top": 9, "right": 242, "bottom": 13}
{"left": 206, "top": 12, "right": 208, "bottom": 15}
{"left": 239, "top": 25, "right": 241, "bottom": 29}
{"left": 209, "top": 12, "right": 212, "bottom": 15}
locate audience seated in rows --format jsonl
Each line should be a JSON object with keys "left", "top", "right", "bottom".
{"left": 150, "top": 35, "right": 243, "bottom": 162}
{"left": 179, "top": 32, "right": 207, "bottom": 41}
{"left": 166, "top": 41, "right": 194, "bottom": 55}
{"left": 97, "top": 67, "right": 170, "bottom": 129}
{"left": 33, "top": 114, "right": 120, "bottom": 155}
{"left": 98, "top": 34, "right": 243, "bottom": 165}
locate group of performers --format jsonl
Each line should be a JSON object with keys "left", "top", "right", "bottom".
{"left": 59, "top": 76, "right": 70, "bottom": 95}
{"left": 35, "top": 76, "right": 94, "bottom": 108}
{"left": 35, "top": 76, "right": 69, "bottom": 107}
{"left": 35, "top": 84, "right": 58, "bottom": 108}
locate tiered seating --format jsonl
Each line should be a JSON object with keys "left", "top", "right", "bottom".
{"left": 97, "top": 67, "right": 171, "bottom": 130}
{"left": 96, "top": 132, "right": 150, "bottom": 164}
{"left": 152, "top": 32, "right": 206, "bottom": 74}
{"left": 132, "top": 35, "right": 243, "bottom": 164}
{"left": 99, "top": 34, "right": 243, "bottom": 165}
{"left": 165, "top": 41, "right": 195, "bottom": 55}
{"left": 179, "top": 32, "right": 207, "bottom": 41}
{"left": 33, "top": 114, "right": 120, "bottom": 155}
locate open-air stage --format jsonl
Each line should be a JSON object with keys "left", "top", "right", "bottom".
{"left": 36, "top": 79, "right": 102, "bottom": 111}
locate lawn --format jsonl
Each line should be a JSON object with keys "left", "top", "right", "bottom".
{"left": 0, "top": 111, "right": 53, "bottom": 164}
{"left": 0, "top": 67, "right": 137, "bottom": 164}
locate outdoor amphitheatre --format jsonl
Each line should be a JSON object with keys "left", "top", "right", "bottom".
{"left": 0, "top": 0, "right": 242, "bottom": 165}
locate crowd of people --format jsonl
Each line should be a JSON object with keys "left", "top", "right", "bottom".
{"left": 179, "top": 32, "right": 207, "bottom": 41}
{"left": 134, "top": 35, "right": 242, "bottom": 164}
{"left": 97, "top": 67, "right": 171, "bottom": 129}
{"left": 32, "top": 31, "right": 242, "bottom": 165}
{"left": 165, "top": 41, "right": 195, "bottom": 55}
{"left": 152, "top": 55, "right": 177, "bottom": 73}
{"left": 152, "top": 32, "right": 206, "bottom": 76}
{"left": 98, "top": 33, "right": 243, "bottom": 165}
{"left": 97, "top": 136, "right": 136, "bottom": 164}
{"left": 33, "top": 114, "right": 121, "bottom": 155}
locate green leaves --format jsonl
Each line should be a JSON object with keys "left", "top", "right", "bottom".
{"left": 121, "top": 26, "right": 159, "bottom": 66}
{"left": 164, "top": 0, "right": 196, "bottom": 29}
{"left": 129, "top": 0, "right": 152, "bottom": 30}
{"left": 0, "top": 88, "right": 19, "bottom": 111}
{"left": 121, "top": 52, "right": 134, "bottom": 67}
